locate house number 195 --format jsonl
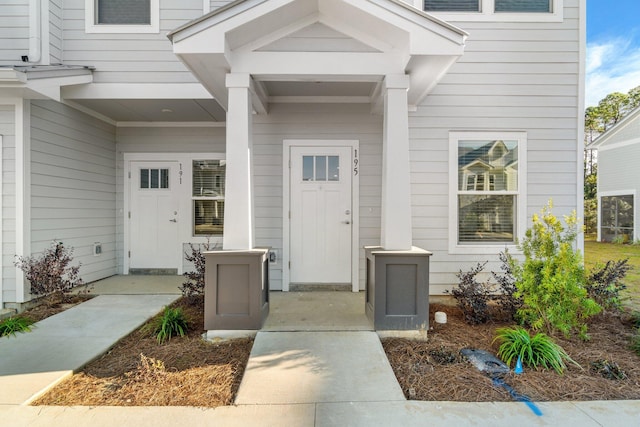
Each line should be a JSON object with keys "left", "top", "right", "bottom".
{"left": 353, "top": 149, "right": 359, "bottom": 176}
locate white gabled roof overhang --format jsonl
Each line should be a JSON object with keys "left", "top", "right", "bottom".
{"left": 168, "top": 0, "right": 467, "bottom": 111}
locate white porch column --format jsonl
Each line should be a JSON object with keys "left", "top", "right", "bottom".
{"left": 381, "top": 74, "right": 412, "bottom": 250}
{"left": 223, "top": 73, "right": 254, "bottom": 250}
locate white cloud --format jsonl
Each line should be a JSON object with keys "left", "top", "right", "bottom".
{"left": 586, "top": 37, "right": 640, "bottom": 107}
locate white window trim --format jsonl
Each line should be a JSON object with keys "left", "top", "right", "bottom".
{"left": 85, "top": 0, "right": 160, "bottom": 34}
{"left": 418, "top": 0, "right": 563, "bottom": 22}
{"left": 448, "top": 131, "right": 527, "bottom": 254}
{"left": 596, "top": 190, "right": 637, "bottom": 243}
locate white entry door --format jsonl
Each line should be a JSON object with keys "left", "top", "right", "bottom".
{"left": 129, "top": 161, "right": 180, "bottom": 270}
{"left": 290, "top": 146, "right": 352, "bottom": 283}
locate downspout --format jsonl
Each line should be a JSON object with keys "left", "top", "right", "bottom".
{"left": 27, "top": 0, "right": 42, "bottom": 63}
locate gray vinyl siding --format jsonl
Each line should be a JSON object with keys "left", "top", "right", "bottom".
{"left": 30, "top": 101, "right": 117, "bottom": 284}
{"left": 253, "top": 103, "right": 383, "bottom": 291}
{"left": 115, "top": 126, "right": 226, "bottom": 275}
{"left": 62, "top": 0, "right": 203, "bottom": 83}
{"left": 49, "top": 0, "right": 64, "bottom": 64}
{"left": 411, "top": 0, "right": 581, "bottom": 293}
{"left": 210, "top": 1, "right": 235, "bottom": 11}
{"left": 596, "top": 114, "right": 640, "bottom": 148}
{"left": 0, "top": 1, "right": 29, "bottom": 65}
{"left": 598, "top": 144, "right": 640, "bottom": 194}
{"left": 0, "top": 106, "right": 16, "bottom": 303}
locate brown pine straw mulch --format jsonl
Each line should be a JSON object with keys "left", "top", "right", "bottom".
{"left": 22, "top": 292, "right": 94, "bottom": 323}
{"left": 382, "top": 303, "right": 640, "bottom": 402}
{"left": 32, "top": 296, "right": 253, "bottom": 407}
{"left": 30, "top": 295, "right": 640, "bottom": 407}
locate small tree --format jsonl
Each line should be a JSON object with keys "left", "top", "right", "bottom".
{"left": 513, "top": 202, "right": 601, "bottom": 339}
{"left": 14, "top": 241, "right": 83, "bottom": 300}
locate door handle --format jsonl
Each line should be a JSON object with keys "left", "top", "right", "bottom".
{"left": 342, "top": 220, "right": 351, "bottom": 224}
{"left": 169, "top": 219, "right": 177, "bottom": 223}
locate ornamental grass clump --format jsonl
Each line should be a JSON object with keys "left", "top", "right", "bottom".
{"left": 0, "top": 316, "right": 34, "bottom": 337}
{"left": 147, "top": 307, "right": 188, "bottom": 344}
{"left": 511, "top": 201, "right": 601, "bottom": 339}
{"left": 493, "top": 326, "right": 578, "bottom": 375}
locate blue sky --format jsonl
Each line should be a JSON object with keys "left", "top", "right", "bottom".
{"left": 586, "top": 0, "right": 640, "bottom": 106}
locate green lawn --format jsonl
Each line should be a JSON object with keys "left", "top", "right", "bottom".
{"left": 584, "top": 239, "right": 640, "bottom": 311}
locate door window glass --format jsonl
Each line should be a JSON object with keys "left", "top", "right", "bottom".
{"left": 302, "top": 155, "right": 340, "bottom": 182}
{"left": 140, "top": 168, "right": 169, "bottom": 189}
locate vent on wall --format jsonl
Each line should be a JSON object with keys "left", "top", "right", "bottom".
{"left": 94, "top": 242, "right": 102, "bottom": 256}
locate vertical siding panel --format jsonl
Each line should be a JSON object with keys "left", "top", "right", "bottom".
{"left": 30, "top": 101, "right": 117, "bottom": 283}
{"left": 0, "top": 106, "right": 16, "bottom": 303}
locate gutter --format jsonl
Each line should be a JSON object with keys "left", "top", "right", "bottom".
{"left": 27, "top": 0, "right": 42, "bottom": 63}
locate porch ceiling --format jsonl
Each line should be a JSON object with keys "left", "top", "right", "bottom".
{"left": 168, "top": 0, "right": 467, "bottom": 112}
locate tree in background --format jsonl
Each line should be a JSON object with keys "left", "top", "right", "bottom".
{"left": 583, "top": 85, "right": 640, "bottom": 235}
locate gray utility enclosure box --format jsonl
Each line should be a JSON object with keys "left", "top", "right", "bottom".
{"left": 365, "top": 246, "right": 431, "bottom": 330}
{"left": 204, "top": 248, "right": 270, "bottom": 330}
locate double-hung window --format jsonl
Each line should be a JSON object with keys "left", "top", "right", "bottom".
{"left": 86, "top": 0, "right": 159, "bottom": 33}
{"left": 449, "top": 132, "right": 526, "bottom": 253}
{"left": 423, "top": 0, "right": 561, "bottom": 22}
{"left": 192, "top": 160, "right": 226, "bottom": 236}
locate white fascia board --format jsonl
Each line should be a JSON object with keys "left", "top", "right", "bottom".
{"left": 27, "top": 75, "right": 93, "bottom": 102}
{"left": 231, "top": 51, "right": 404, "bottom": 76}
{"left": 0, "top": 69, "right": 28, "bottom": 83}
{"left": 62, "top": 83, "right": 213, "bottom": 100}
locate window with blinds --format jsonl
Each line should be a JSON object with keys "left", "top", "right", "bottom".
{"left": 495, "top": 0, "right": 551, "bottom": 12}
{"left": 96, "top": 0, "right": 151, "bottom": 25}
{"left": 424, "top": 0, "right": 480, "bottom": 11}
{"left": 457, "top": 139, "right": 518, "bottom": 243}
{"left": 192, "top": 160, "right": 226, "bottom": 236}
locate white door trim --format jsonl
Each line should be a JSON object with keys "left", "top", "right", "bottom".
{"left": 283, "top": 140, "right": 360, "bottom": 292}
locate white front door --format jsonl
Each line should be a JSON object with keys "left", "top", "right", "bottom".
{"left": 290, "top": 146, "right": 352, "bottom": 284}
{"left": 129, "top": 161, "right": 181, "bottom": 270}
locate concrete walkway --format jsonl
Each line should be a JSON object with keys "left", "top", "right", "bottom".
{"left": 1, "top": 285, "right": 639, "bottom": 426}
{"left": 0, "top": 294, "right": 179, "bottom": 405}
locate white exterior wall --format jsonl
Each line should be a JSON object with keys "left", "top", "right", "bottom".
{"left": 598, "top": 145, "right": 640, "bottom": 194}
{"left": 0, "top": 106, "right": 16, "bottom": 303}
{"left": 62, "top": 0, "right": 203, "bottom": 83}
{"left": 411, "top": 0, "right": 582, "bottom": 293}
{"left": 0, "top": 1, "right": 29, "bottom": 65}
{"left": 115, "top": 126, "right": 226, "bottom": 275}
{"left": 30, "top": 100, "right": 117, "bottom": 283}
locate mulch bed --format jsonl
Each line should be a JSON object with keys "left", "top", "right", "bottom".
{"left": 30, "top": 295, "right": 640, "bottom": 407}
{"left": 32, "top": 296, "right": 253, "bottom": 407}
{"left": 382, "top": 303, "right": 640, "bottom": 402}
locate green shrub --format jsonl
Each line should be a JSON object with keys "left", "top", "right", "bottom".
{"left": 513, "top": 201, "right": 601, "bottom": 339}
{"left": 147, "top": 307, "right": 188, "bottom": 344}
{"left": 493, "top": 326, "right": 578, "bottom": 375}
{"left": 0, "top": 316, "right": 34, "bottom": 337}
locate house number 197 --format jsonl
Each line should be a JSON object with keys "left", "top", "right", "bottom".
{"left": 353, "top": 149, "right": 359, "bottom": 176}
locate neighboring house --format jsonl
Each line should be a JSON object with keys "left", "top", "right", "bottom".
{"left": 0, "top": 0, "right": 585, "bottom": 310}
{"left": 588, "top": 106, "right": 640, "bottom": 243}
